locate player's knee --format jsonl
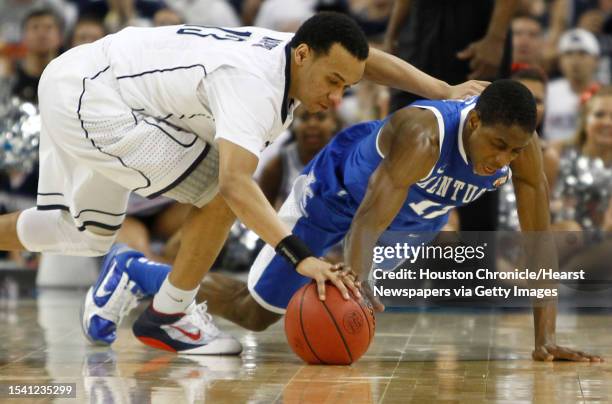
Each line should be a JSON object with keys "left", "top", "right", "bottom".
{"left": 17, "top": 207, "right": 117, "bottom": 256}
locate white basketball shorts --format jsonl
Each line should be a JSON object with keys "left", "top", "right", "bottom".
{"left": 36, "top": 40, "right": 216, "bottom": 232}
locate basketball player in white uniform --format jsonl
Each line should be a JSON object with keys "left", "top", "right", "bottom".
{"left": 0, "top": 13, "right": 487, "bottom": 354}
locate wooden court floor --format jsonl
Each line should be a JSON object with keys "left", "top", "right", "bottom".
{"left": 0, "top": 289, "right": 610, "bottom": 403}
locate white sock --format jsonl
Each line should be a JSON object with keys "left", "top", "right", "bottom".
{"left": 152, "top": 277, "right": 199, "bottom": 314}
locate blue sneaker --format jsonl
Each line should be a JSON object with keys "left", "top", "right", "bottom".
{"left": 81, "top": 244, "right": 144, "bottom": 345}
{"left": 133, "top": 301, "right": 243, "bottom": 355}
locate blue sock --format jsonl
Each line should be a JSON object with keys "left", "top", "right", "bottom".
{"left": 124, "top": 256, "right": 172, "bottom": 296}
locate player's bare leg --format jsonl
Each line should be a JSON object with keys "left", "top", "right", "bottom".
{"left": 131, "top": 193, "right": 244, "bottom": 354}
{"left": 168, "top": 193, "right": 236, "bottom": 291}
{"left": 0, "top": 211, "right": 25, "bottom": 251}
{"left": 195, "top": 273, "right": 282, "bottom": 332}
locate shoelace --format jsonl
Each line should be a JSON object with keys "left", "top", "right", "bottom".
{"left": 105, "top": 277, "right": 139, "bottom": 323}
{"left": 187, "top": 301, "right": 221, "bottom": 338}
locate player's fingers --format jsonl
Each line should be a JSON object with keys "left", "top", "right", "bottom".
{"left": 339, "top": 267, "right": 358, "bottom": 282}
{"left": 342, "top": 275, "right": 362, "bottom": 299}
{"left": 330, "top": 275, "right": 350, "bottom": 300}
{"left": 468, "top": 82, "right": 487, "bottom": 95}
{"left": 473, "top": 80, "right": 490, "bottom": 89}
{"left": 316, "top": 278, "right": 326, "bottom": 301}
{"left": 361, "top": 284, "right": 385, "bottom": 312}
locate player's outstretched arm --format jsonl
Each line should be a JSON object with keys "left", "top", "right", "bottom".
{"left": 344, "top": 108, "right": 437, "bottom": 311}
{"left": 511, "top": 134, "right": 603, "bottom": 362}
{"left": 363, "top": 47, "right": 489, "bottom": 100}
{"left": 216, "top": 139, "right": 360, "bottom": 301}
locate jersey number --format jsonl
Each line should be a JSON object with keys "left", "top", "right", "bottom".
{"left": 177, "top": 25, "right": 252, "bottom": 41}
{"left": 409, "top": 200, "right": 453, "bottom": 219}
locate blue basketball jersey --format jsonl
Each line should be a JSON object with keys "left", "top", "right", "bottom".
{"left": 300, "top": 97, "right": 511, "bottom": 234}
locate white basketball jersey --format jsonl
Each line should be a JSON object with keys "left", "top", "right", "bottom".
{"left": 101, "top": 25, "right": 298, "bottom": 157}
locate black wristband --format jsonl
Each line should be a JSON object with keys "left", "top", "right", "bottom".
{"left": 275, "top": 235, "right": 314, "bottom": 267}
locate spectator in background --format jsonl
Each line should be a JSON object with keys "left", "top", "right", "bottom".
{"left": 338, "top": 79, "right": 389, "bottom": 125}
{"left": 0, "top": 0, "right": 73, "bottom": 45}
{"left": 513, "top": 65, "right": 548, "bottom": 134}
{"left": 512, "top": 14, "right": 545, "bottom": 68}
{"left": 350, "top": 0, "right": 392, "bottom": 42}
{"left": 259, "top": 106, "right": 339, "bottom": 208}
{"left": 90, "top": 0, "right": 166, "bottom": 32}
{"left": 69, "top": 15, "right": 106, "bottom": 48}
{"left": 540, "top": 85, "right": 612, "bottom": 280}
{"left": 11, "top": 8, "right": 63, "bottom": 104}
{"left": 153, "top": 7, "right": 183, "bottom": 26}
{"left": 165, "top": 0, "right": 240, "bottom": 27}
{"left": 545, "top": 85, "right": 612, "bottom": 232}
{"left": 543, "top": 28, "right": 601, "bottom": 141}
{"left": 254, "top": 0, "right": 315, "bottom": 32}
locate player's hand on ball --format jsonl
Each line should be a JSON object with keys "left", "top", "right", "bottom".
{"left": 296, "top": 258, "right": 361, "bottom": 301}
{"left": 532, "top": 344, "right": 603, "bottom": 362}
{"left": 329, "top": 262, "right": 362, "bottom": 299}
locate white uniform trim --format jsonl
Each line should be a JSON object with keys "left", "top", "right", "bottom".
{"left": 457, "top": 102, "right": 476, "bottom": 165}
{"left": 410, "top": 105, "right": 446, "bottom": 181}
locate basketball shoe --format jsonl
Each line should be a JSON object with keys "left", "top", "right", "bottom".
{"left": 133, "top": 301, "right": 243, "bottom": 355}
{"left": 81, "top": 244, "right": 144, "bottom": 345}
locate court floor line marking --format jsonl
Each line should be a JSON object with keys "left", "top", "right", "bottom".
{"left": 377, "top": 311, "right": 422, "bottom": 403}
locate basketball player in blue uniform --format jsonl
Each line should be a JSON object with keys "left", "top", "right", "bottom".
{"left": 88, "top": 80, "right": 601, "bottom": 361}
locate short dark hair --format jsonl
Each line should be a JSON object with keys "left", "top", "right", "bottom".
{"left": 290, "top": 12, "right": 369, "bottom": 61}
{"left": 475, "top": 79, "right": 537, "bottom": 133}
{"left": 22, "top": 8, "right": 64, "bottom": 32}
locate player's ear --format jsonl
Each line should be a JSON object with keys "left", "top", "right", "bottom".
{"left": 294, "top": 44, "right": 311, "bottom": 66}
{"left": 467, "top": 110, "right": 480, "bottom": 131}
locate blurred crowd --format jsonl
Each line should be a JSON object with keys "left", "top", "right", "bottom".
{"left": 0, "top": 0, "right": 610, "bottom": 274}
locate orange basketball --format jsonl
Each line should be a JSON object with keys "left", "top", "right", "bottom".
{"left": 284, "top": 282, "right": 375, "bottom": 365}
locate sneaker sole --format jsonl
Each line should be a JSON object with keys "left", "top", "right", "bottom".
{"left": 135, "top": 334, "right": 242, "bottom": 355}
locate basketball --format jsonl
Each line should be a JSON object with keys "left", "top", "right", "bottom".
{"left": 284, "top": 282, "right": 376, "bottom": 365}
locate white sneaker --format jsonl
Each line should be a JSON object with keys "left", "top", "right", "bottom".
{"left": 132, "top": 301, "right": 243, "bottom": 355}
